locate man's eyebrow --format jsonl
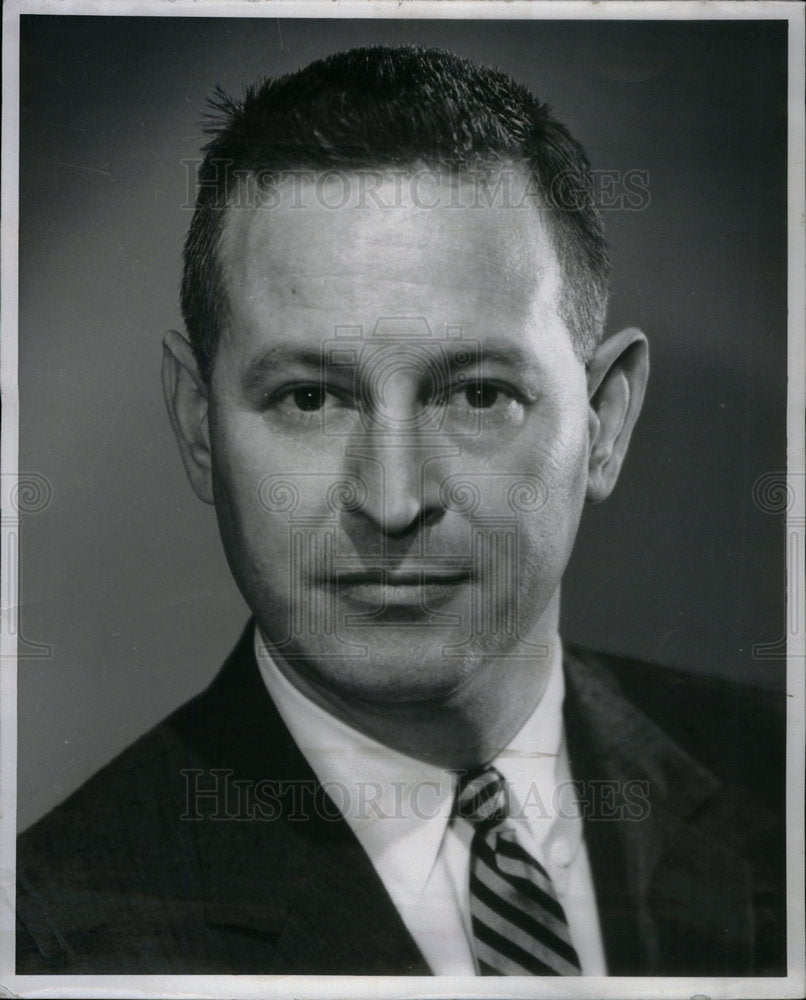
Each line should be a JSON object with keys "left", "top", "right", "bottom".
{"left": 241, "top": 342, "right": 545, "bottom": 393}
{"left": 455, "top": 346, "right": 544, "bottom": 381}
{"left": 460, "top": 346, "right": 531, "bottom": 367}
{"left": 241, "top": 345, "right": 329, "bottom": 393}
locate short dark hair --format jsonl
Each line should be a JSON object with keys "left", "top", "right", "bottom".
{"left": 182, "top": 45, "right": 610, "bottom": 383}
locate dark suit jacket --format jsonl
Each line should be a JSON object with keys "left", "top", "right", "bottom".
{"left": 16, "top": 622, "right": 786, "bottom": 976}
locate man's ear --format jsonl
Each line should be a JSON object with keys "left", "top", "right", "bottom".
{"left": 162, "top": 329, "right": 214, "bottom": 505}
{"left": 585, "top": 327, "right": 649, "bottom": 504}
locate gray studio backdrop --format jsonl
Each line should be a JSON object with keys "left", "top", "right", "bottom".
{"left": 17, "top": 16, "right": 787, "bottom": 830}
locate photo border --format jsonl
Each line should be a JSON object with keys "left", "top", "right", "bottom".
{"left": 2, "top": 2, "right": 803, "bottom": 997}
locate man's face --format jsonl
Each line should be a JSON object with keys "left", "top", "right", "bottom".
{"left": 207, "top": 170, "right": 591, "bottom": 706}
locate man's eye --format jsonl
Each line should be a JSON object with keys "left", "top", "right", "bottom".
{"left": 462, "top": 383, "right": 500, "bottom": 409}
{"left": 439, "top": 381, "right": 504, "bottom": 409}
{"left": 268, "top": 384, "right": 357, "bottom": 427}
{"left": 292, "top": 386, "right": 327, "bottom": 412}
{"left": 274, "top": 385, "right": 343, "bottom": 413}
{"left": 435, "top": 379, "right": 528, "bottom": 433}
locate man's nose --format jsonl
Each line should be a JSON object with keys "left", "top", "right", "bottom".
{"left": 345, "top": 416, "right": 447, "bottom": 536}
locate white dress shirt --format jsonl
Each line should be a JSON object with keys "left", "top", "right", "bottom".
{"left": 254, "top": 629, "right": 607, "bottom": 975}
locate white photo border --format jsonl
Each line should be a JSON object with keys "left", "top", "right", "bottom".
{"left": 2, "top": 1, "right": 804, "bottom": 997}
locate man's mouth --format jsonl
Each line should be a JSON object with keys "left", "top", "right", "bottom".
{"left": 329, "top": 566, "right": 473, "bottom": 608}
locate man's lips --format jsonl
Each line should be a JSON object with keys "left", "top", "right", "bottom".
{"left": 326, "top": 566, "right": 473, "bottom": 607}
{"left": 333, "top": 567, "right": 473, "bottom": 585}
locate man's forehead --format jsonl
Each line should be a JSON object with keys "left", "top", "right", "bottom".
{"left": 220, "top": 166, "right": 558, "bottom": 293}
{"left": 212, "top": 166, "right": 570, "bottom": 377}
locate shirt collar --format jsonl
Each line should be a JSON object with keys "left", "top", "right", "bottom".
{"left": 493, "top": 635, "right": 565, "bottom": 826}
{"left": 489, "top": 640, "right": 584, "bottom": 876}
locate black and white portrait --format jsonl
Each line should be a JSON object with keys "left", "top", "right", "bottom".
{"left": 2, "top": 2, "right": 802, "bottom": 995}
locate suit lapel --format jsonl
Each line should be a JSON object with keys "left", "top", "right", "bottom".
{"left": 169, "top": 622, "right": 429, "bottom": 974}
{"left": 563, "top": 647, "right": 755, "bottom": 975}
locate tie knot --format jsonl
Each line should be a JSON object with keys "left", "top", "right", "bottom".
{"left": 454, "top": 765, "right": 508, "bottom": 828}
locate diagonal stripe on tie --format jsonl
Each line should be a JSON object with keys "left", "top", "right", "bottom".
{"left": 474, "top": 835, "right": 570, "bottom": 927}
{"left": 456, "top": 768, "right": 507, "bottom": 825}
{"left": 473, "top": 911, "right": 583, "bottom": 976}
{"left": 470, "top": 885, "right": 582, "bottom": 972}
{"left": 456, "top": 765, "right": 582, "bottom": 977}
{"left": 470, "top": 862, "right": 580, "bottom": 963}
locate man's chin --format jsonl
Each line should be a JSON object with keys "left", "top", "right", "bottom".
{"left": 272, "top": 636, "right": 481, "bottom": 706}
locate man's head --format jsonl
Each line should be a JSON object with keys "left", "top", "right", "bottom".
{"left": 163, "top": 46, "right": 648, "bottom": 764}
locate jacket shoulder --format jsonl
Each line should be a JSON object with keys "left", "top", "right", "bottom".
{"left": 563, "top": 644, "right": 786, "bottom": 801}
{"left": 16, "top": 692, "right": 215, "bottom": 973}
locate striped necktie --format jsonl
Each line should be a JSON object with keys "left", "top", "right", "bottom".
{"left": 455, "top": 765, "right": 582, "bottom": 976}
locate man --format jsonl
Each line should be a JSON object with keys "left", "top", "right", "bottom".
{"left": 16, "top": 45, "right": 785, "bottom": 977}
